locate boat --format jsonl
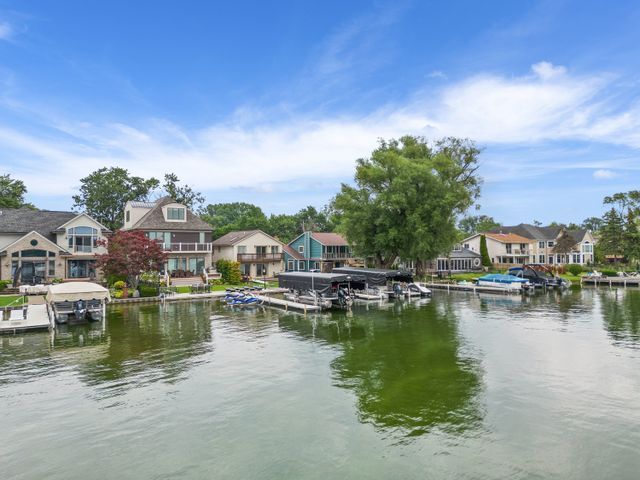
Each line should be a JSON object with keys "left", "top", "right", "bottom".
{"left": 283, "top": 290, "right": 333, "bottom": 309}
{"left": 223, "top": 290, "right": 262, "bottom": 307}
{"left": 278, "top": 271, "right": 362, "bottom": 309}
{"left": 508, "top": 265, "right": 568, "bottom": 289}
{"left": 407, "top": 282, "right": 431, "bottom": 296}
{"left": 331, "top": 267, "right": 416, "bottom": 298}
{"left": 46, "top": 282, "right": 110, "bottom": 324}
{"left": 476, "top": 273, "right": 530, "bottom": 291}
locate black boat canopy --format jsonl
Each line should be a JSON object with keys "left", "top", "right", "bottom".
{"left": 278, "top": 271, "right": 365, "bottom": 293}
{"left": 332, "top": 266, "right": 414, "bottom": 286}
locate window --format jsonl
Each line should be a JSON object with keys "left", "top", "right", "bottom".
{"left": 68, "top": 226, "right": 98, "bottom": 253}
{"left": 237, "top": 245, "right": 247, "bottom": 254}
{"left": 520, "top": 243, "right": 527, "bottom": 250}
{"left": 506, "top": 244, "right": 512, "bottom": 254}
{"left": 463, "top": 243, "right": 469, "bottom": 249}
{"left": 453, "top": 244, "right": 461, "bottom": 251}
{"left": 48, "top": 260, "right": 55, "bottom": 276}
{"left": 68, "top": 260, "right": 96, "bottom": 278}
{"left": 573, "top": 254, "right": 581, "bottom": 264}
{"left": 167, "top": 207, "right": 185, "bottom": 220}
{"left": 298, "top": 245, "right": 304, "bottom": 254}
{"left": 539, "top": 255, "right": 545, "bottom": 263}
{"left": 240, "top": 263, "right": 251, "bottom": 275}
{"left": 298, "top": 260, "right": 305, "bottom": 270}
{"left": 287, "top": 260, "right": 294, "bottom": 271}
{"left": 199, "top": 232, "right": 205, "bottom": 243}
{"left": 271, "top": 245, "right": 279, "bottom": 254}
{"left": 582, "top": 243, "right": 593, "bottom": 253}
{"left": 538, "top": 241, "right": 545, "bottom": 248}
{"left": 548, "top": 256, "right": 554, "bottom": 264}
{"left": 547, "top": 241, "right": 555, "bottom": 247}
{"left": 126, "top": 210, "right": 130, "bottom": 223}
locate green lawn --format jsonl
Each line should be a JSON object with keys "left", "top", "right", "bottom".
{"left": 0, "top": 295, "right": 26, "bottom": 307}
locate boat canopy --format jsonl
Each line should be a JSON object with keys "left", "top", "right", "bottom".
{"left": 332, "top": 266, "right": 413, "bottom": 286}
{"left": 478, "top": 274, "right": 528, "bottom": 284}
{"left": 46, "top": 282, "right": 111, "bottom": 303}
{"left": 278, "top": 271, "right": 365, "bottom": 294}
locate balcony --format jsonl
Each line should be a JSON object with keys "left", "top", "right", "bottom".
{"left": 161, "top": 243, "right": 212, "bottom": 253}
{"left": 505, "top": 249, "right": 529, "bottom": 256}
{"left": 237, "top": 253, "right": 283, "bottom": 263}
{"left": 321, "top": 251, "right": 354, "bottom": 260}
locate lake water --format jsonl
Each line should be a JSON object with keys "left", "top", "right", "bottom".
{"left": 1, "top": 288, "right": 639, "bottom": 479}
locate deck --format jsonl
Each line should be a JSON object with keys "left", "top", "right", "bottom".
{"left": 581, "top": 277, "right": 640, "bottom": 287}
{"left": 0, "top": 304, "right": 51, "bottom": 334}
{"left": 254, "top": 295, "right": 322, "bottom": 313}
{"left": 424, "top": 282, "right": 524, "bottom": 295}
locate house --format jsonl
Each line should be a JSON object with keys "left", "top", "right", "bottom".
{"left": 461, "top": 232, "right": 534, "bottom": 268}
{"left": 0, "top": 208, "right": 110, "bottom": 284}
{"left": 283, "top": 232, "right": 361, "bottom": 272}
{"left": 484, "top": 224, "right": 596, "bottom": 265}
{"left": 121, "top": 197, "right": 214, "bottom": 276}
{"left": 433, "top": 246, "right": 483, "bottom": 273}
{"left": 459, "top": 224, "right": 597, "bottom": 268}
{"left": 212, "top": 230, "right": 284, "bottom": 278}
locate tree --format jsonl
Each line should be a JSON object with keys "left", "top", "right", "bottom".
{"left": 267, "top": 213, "right": 300, "bottom": 242}
{"left": 162, "top": 173, "right": 205, "bottom": 211}
{"left": 480, "top": 235, "right": 492, "bottom": 267}
{"left": 215, "top": 259, "right": 242, "bottom": 284}
{"left": 333, "top": 136, "right": 481, "bottom": 274}
{"left": 201, "top": 202, "right": 270, "bottom": 239}
{"left": 458, "top": 215, "right": 500, "bottom": 236}
{"left": 599, "top": 208, "right": 625, "bottom": 257}
{"left": 72, "top": 167, "right": 159, "bottom": 230}
{"left": 581, "top": 217, "right": 604, "bottom": 232}
{"left": 96, "top": 230, "right": 167, "bottom": 291}
{"left": 0, "top": 174, "right": 35, "bottom": 209}
{"left": 553, "top": 230, "right": 577, "bottom": 257}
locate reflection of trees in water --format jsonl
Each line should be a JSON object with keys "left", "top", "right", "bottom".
{"left": 73, "top": 301, "right": 215, "bottom": 394}
{"left": 600, "top": 290, "right": 640, "bottom": 347}
{"left": 280, "top": 300, "right": 483, "bottom": 439}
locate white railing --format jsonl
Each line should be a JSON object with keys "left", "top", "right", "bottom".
{"left": 161, "top": 243, "right": 212, "bottom": 252}
{"left": 322, "top": 252, "right": 354, "bottom": 260}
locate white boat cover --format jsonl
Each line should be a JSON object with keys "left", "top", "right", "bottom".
{"left": 46, "top": 282, "right": 111, "bottom": 303}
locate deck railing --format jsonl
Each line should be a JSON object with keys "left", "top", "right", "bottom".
{"left": 237, "top": 253, "right": 283, "bottom": 263}
{"left": 161, "top": 243, "right": 212, "bottom": 252}
{"left": 321, "top": 251, "right": 354, "bottom": 260}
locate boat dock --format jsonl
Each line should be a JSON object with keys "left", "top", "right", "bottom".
{"left": 424, "top": 282, "right": 524, "bottom": 295}
{"left": 1, "top": 296, "right": 51, "bottom": 334}
{"left": 581, "top": 277, "right": 640, "bottom": 288}
{"left": 254, "top": 295, "right": 322, "bottom": 313}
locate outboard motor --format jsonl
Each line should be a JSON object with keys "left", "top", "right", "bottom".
{"left": 73, "top": 300, "right": 87, "bottom": 320}
{"left": 337, "top": 287, "right": 352, "bottom": 308}
{"left": 393, "top": 283, "right": 403, "bottom": 296}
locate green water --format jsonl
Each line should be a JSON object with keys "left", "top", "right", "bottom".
{"left": 1, "top": 289, "right": 639, "bottom": 479}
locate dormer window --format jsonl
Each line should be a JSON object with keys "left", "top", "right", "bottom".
{"left": 167, "top": 207, "right": 185, "bottom": 220}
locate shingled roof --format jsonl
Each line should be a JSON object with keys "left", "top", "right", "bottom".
{"left": 0, "top": 208, "right": 77, "bottom": 241}
{"left": 213, "top": 230, "right": 261, "bottom": 246}
{"left": 131, "top": 197, "right": 212, "bottom": 231}
{"left": 310, "top": 232, "right": 349, "bottom": 246}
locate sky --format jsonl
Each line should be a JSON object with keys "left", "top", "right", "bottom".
{"left": 1, "top": 0, "right": 640, "bottom": 225}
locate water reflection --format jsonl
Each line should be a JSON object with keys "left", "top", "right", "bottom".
{"left": 599, "top": 289, "right": 640, "bottom": 348}
{"left": 279, "top": 298, "right": 483, "bottom": 440}
{"left": 0, "top": 301, "right": 216, "bottom": 395}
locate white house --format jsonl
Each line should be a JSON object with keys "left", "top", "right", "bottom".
{"left": 0, "top": 208, "right": 110, "bottom": 284}
{"left": 212, "top": 230, "right": 285, "bottom": 278}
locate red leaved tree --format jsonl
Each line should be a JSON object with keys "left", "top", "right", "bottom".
{"left": 96, "top": 230, "right": 167, "bottom": 290}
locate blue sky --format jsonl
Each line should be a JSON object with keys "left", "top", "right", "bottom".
{"left": 1, "top": 0, "right": 640, "bottom": 225}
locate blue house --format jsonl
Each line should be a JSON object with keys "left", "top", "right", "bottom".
{"left": 283, "top": 232, "right": 359, "bottom": 272}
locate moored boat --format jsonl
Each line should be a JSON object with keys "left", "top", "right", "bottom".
{"left": 46, "top": 282, "right": 110, "bottom": 324}
{"left": 477, "top": 273, "right": 530, "bottom": 291}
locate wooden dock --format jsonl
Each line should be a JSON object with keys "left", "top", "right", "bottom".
{"left": 254, "top": 295, "right": 322, "bottom": 313}
{"left": 0, "top": 304, "right": 51, "bottom": 334}
{"left": 581, "top": 277, "right": 640, "bottom": 288}
{"left": 423, "top": 282, "right": 524, "bottom": 295}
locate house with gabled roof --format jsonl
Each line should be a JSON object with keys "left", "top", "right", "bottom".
{"left": 122, "top": 197, "right": 214, "bottom": 276}
{"left": 284, "top": 231, "right": 362, "bottom": 272}
{"left": 212, "top": 229, "right": 284, "bottom": 278}
{"left": 0, "top": 208, "right": 110, "bottom": 284}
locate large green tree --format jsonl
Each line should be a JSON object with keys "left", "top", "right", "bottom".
{"left": 458, "top": 215, "right": 500, "bottom": 236}
{"left": 599, "top": 208, "right": 625, "bottom": 257}
{"left": 0, "top": 174, "right": 35, "bottom": 209}
{"left": 162, "top": 173, "right": 205, "bottom": 211}
{"left": 72, "top": 167, "right": 159, "bottom": 230}
{"left": 201, "top": 202, "right": 270, "bottom": 239}
{"left": 333, "top": 136, "right": 481, "bottom": 273}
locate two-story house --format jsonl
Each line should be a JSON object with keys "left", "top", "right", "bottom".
{"left": 122, "top": 197, "right": 213, "bottom": 276}
{"left": 212, "top": 230, "right": 284, "bottom": 278}
{"left": 0, "top": 208, "right": 110, "bottom": 284}
{"left": 486, "top": 224, "right": 596, "bottom": 265}
{"left": 283, "top": 232, "right": 360, "bottom": 272}
{"left": 461, "top": 232, "right": 534, "bottom": 268}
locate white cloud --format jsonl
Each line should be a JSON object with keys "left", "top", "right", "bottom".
{"left": 593, "top": 169, "right": 618, "bottom": 179}
{"left": 531, "top": 61, "right": 567, "bottom": 80}
{"left": 2, "top": 61, "right": 640, "bottom": 199}
{"left": 0, "top": 22, "right": 12, "bottom": 40}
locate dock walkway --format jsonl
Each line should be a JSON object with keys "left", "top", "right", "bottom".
{"left": 424, "top": 282, "right": 523, "bottom": 295}
{"left": 254, "top": 295, "right": 321, "bottom": 313}
{"left": 581, "top": 277, "right": 640, "bottom": 288}
{"left": 0, "top": 303, "right": 50, "bottom": 334}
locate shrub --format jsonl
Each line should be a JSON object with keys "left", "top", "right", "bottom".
{"left": 113, "top": 290, "right": 124, "bottom": 299}
{"left": 0, "top": 280, "right": 11, "bottom": 291}
{"left": 138, "top": 285, "right": 158, "bottom": 297}
{"left": 107, "top": 274, "right": 127, "bottom": 286}
{"left": 215, "top": 259, "right": 243, "bottom": 285}
{"left": 601, "top": 269, "right": 618, "bottom": 277}
{"left": 566, "top": 264, "right": 583, "bottom": 276}
{"left": 113, "top": 280, "right": 126, "bottom": 290}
